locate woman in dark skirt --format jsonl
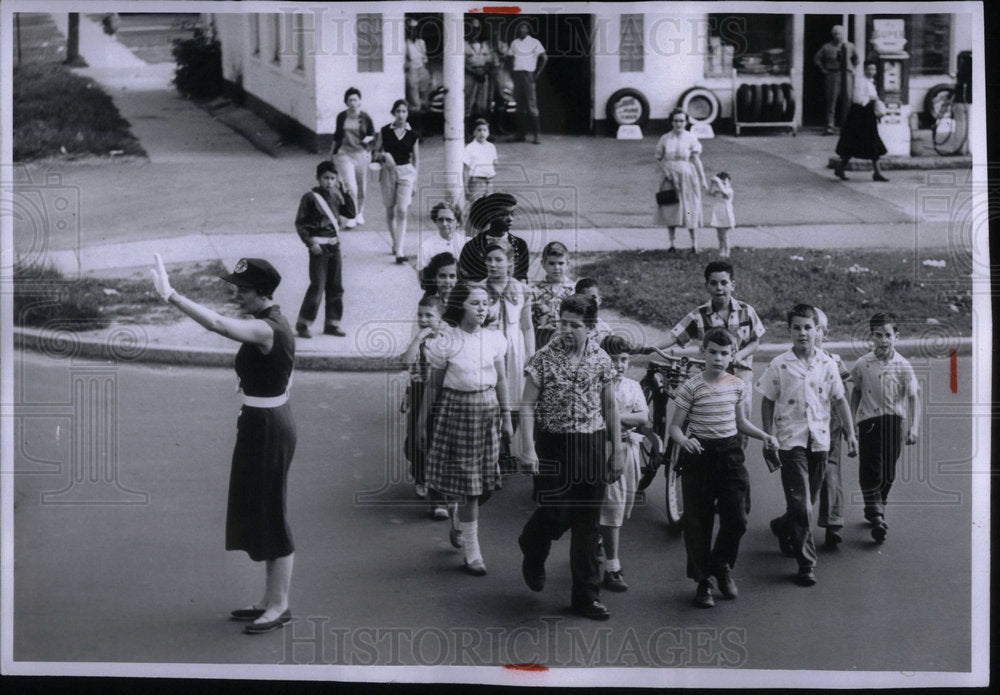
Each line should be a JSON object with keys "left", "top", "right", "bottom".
{"left": 150, "top": 254, "right": 297, "bottom": 635}
{"left": 834, "top": 60, "right": 889, "bottom": 182}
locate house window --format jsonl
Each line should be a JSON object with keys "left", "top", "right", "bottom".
{"left": 620, "top": 14, "right": 644, "bottom": 72}
{"left": 706, "top": 13, "right": 793, "bottom": 76}
{"left": 867, "top": 14, "right": 952, "bottom": 76}
{"left": 357, "top": 13, "right": 383, "bottom": 72}
{"left": 251, "top": 14, "right": 260, "bottom": 56}
{"left": 294, "top": 13, "right": 305, "bottom": 71}
{"left": 271, "top": 13, "right": 281, "bottom": 63}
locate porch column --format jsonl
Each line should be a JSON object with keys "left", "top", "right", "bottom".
{"left": 442, "top": 12, "right": 465, "bottom": 207}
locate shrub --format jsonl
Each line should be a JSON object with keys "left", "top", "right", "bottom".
{"left": 13, "top": 260, "right": 109, "bottom": 331}
{"left": 172, "top": 25, "right": 223, "bottom": 99}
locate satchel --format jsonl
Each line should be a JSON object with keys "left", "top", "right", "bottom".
{"left": 656, "top": 179, "right": 680, "bottom": 205}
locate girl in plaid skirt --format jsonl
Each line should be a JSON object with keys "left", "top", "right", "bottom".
{"left": 418, "top": 282, "right": 514, "bottom": 575}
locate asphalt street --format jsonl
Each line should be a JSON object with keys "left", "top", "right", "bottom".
{"left": 13, "top": 351, "right": 975, "bottom": 673}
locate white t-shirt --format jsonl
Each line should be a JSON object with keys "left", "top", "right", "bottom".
{"left": 510, "top": 35, "right": 545, "bottom": 72}
{"left": 463, "top": 140, "right": 498, "bottom": 179}
{"left": 426, "top": 325, "right": 508, "bottom": 391}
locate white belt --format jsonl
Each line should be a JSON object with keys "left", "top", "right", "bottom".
{"left": 308, "top": 236, "right": 339, "bottom": 246}
{"left": 241, "top": 392, "right": 289, "bottom": 408}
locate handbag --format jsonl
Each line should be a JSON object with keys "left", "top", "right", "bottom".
{"left": 656, "top": 178, "right": 678, "bottom": 206}
{"left": 873, "top": 99, "right": 887, "bottom": 119}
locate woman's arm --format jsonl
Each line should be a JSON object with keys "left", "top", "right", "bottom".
{"left": 519, "top": 285, "right": 535, "bottom": 359}
{"left": 151, "top": 255, "right": 272, "bottom": 348}
{"left": 411, "top": 140, "right": 419, "bottom": 170}
{"left": 494, "top": 356, "right": 514, "bottom": 440}
{"left": 691, "top": 152, "right": 708, "bottom": 189}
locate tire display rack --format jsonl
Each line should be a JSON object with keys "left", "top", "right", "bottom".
{"left": 732, "top": 69, "right": 796, "bottom": 136}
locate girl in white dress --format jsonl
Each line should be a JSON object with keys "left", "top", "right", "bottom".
{"left": 707, "top": 172, "right": 735, "bottom": 258}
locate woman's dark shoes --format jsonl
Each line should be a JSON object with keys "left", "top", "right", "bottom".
{"left": 395, "top": 256, "right": 408, "bottom": 265}
{"left": 872, "top": 172, "right": 889, "bottom": 182}
{"left": 323, "top": 326, "right": 347, "bottom": 337}
{"left": 572, "top": 599, "right": 611, "bottom": 620}
{"left": 230, "top": 606, "right": 265, "bottom": 621}
{"left": 295, "top": 325, "right": 312, "bottom": 339}
{"left": 665, "top": 246, "right": 679, "bottom": 256}
{"left": 834, "top": 167, "right": 848, "bottom": 181}
{"left": 243, "top": 608, "right": 292, "bottom": 634}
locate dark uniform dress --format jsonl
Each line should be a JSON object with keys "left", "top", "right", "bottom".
{"left": 226, "top": 305, "right": 297, "bottom": 562}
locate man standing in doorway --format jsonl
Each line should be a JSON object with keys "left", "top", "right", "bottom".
{"left": 507, "top": 20, "right": 547, "bottom": 144}
{"left": 405, "top": 17, "right": 432, "bottom": 136}
{"left": 814, "top": 24, "right": 859, "bottom": 135}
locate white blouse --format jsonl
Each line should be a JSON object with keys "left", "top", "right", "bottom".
{"left": 656, "top": 130, "right": 702, "bottom": 162}
{"left": 853, "top": 75, "right": 880, "bottom": 105}
{"left": 426, "top": 325, "right": 507, "bottom": 391}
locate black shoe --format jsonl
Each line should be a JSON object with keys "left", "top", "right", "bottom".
{"left": 395, "top": 256, "right": 408, "bottom": 265}
{"left": 230, "top": 606, "right": 265, "bottom": 621}
{"left": 795, "top": 567, "right": 817, "bottom": 587}
{"left": 665, "top": 246, "right": 679, "bottom": 256}
{"left": 295, "top": 325, "right": 312, "bottom": 339}
{"left": 834, "top": 167, "right": 848, "bottom": 181}
{"left": 871, "top": 516, "right": 888, "bottom": 543}
{"left": 824, "top": 527, "right": 843, "bottom": 549}
{"left": 518, "top": 536, "right": 545, "bottom": 592}
{"left": 323, "top": 326, "right": 346, "bottom": 337}
{"left": 572, "top": 599, "right": 611, "bottom": 620}
{"left": 872, "top": 172, "right": 889, "bottom": 182}
{"left": 694, "top": 580, "right": 715, "bottom": 608}
{"left": 463, "top": 558, "right": 487, "bottom": 576}
{"left": 770, "top": 517, "right": 795, "bottom": 557}
{"left": 714, "top": 567, "right": 738, "bottom": 600}
{"left": 602, "top": 570, "right": 628, "bottom": 592}
{"left": 243, "top": 608, "right": 292, "bottom": 634}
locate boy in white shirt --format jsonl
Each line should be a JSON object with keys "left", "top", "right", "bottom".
{"left": 463, "top": 119, "right": 498, "bottom": 206}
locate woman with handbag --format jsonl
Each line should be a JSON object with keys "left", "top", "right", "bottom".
{"left": 655, "top": 109, "right": 709, "bottom": 255}
{"left": 374, "top": 99, "right": 420, "bottom": 264}
{"left": 834, "top": 60, "right": 889, "bottom": 182}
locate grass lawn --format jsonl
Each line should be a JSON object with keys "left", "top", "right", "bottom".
{"left": 14, "top": 260, "right": 235, "bottom": 331}
{"left": 13, "top": 13, "right": 145, "bottom": 161}
{"left": 577, "top": 247, "right": 972, "bottom": 343}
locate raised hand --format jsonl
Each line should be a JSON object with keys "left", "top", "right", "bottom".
{"left": 149, "top": 253, "right": 175, "bottom": 302}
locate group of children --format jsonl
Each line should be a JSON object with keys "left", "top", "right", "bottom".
{"left": 399, "top": 251, "right": 921, "bottom": 612}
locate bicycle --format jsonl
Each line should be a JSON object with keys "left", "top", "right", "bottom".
{"left": 636, "top": 354, "right": 706, "bottom": 531}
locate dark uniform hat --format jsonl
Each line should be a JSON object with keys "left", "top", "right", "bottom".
{"left": 468, "top": 192, "right": 517, "bottom": 233}
{"left": 220, "top": 258, "right": 281, "bottom": 294}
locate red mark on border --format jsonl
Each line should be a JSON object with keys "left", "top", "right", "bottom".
{"left": 505, "top": 663, "right": 548, "bottom": 671}
{"left": 484, "top": 6, "right": 522, "bottom": 13}
{"left": 950, "top": 348, "right": 957, "bottom": 393}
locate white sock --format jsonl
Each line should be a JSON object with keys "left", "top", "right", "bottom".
{"left": 605, "top": 558, "right": 621, "bottom": 573}
{"left": 460, "top": 520, "right": 481, "bottom": 563}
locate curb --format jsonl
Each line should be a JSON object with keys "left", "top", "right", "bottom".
{"left": 825, "top": 155, "right": 971, "bottom": 171}
{"left": 13, "top": 327, "right": 974, "bottom": 372}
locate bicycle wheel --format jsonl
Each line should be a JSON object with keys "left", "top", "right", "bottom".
{"left": 664, "top": 439, "right": 684, "bottom": 531}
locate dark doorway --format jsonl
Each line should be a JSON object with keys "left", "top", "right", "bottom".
{"left": 483, "top": 13, "right": 593, "bottom": 134}
{"left": 803, "top": 14, "right": 851, "bottom": 127}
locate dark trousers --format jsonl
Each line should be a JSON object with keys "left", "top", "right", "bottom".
{"left": 858, "top": 415, "right": 903, "bottom": 519}
{"left": 680, "top": 436, "right": 749, "bottom": 582}
{"left": 512, "top": 71, "right": 540, "bottom": 137}
{"left": 777, "top": 446, "right": 827, "bottom": 570}
{"left": 823, "top": 70, "right": 854, "bottom": 128}
{"left": 519, "top": 430, "right": 607, "bottom": 606}
{"left": 298, "top": 245, "right": 343, "bottom": 326}
{"left": 818, "top": 408, "right": 844, "bottom": 529}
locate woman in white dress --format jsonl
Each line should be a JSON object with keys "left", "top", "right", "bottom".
{"left": 655, "top": 108, "right": 709, "bottom": 254}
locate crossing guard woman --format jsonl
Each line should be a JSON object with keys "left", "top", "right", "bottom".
{"left": 150, "top": 254, "right": 298, "bottom": 635}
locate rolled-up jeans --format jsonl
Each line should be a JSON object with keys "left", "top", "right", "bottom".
{"left": 332, "top": 149, "right": 370, "bottom": 217}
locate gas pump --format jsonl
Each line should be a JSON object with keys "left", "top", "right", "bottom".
{"left": 869, "top": 18, "right": 911, "bottom": 156}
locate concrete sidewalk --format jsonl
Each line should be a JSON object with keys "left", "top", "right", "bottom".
{"left": 13, "top": 13, "right": 972, "bottom": 370}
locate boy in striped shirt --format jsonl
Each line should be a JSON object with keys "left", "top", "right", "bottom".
{"left": 668, "top": 328, "right": 778, "bottom": 608}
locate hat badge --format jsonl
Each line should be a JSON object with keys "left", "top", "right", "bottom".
{"left": 234, "top": 259, "right": 248, "bottom": 274}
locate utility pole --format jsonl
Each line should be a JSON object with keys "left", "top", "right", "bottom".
{"left": 442, "top": 12, "right": 464, "bottom": 208}
{"left": 64, "top": 13, "right": 87, "bottom": 66}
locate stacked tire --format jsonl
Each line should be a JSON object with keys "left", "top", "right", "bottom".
{"left": 735, "top": 83, "right": 794, "bottom": 123}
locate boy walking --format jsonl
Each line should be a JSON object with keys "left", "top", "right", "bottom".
{"left": 850, "top": 312, "right": 921, "bottom": 544}
{"left": 294, "top": 161, "right": 355, "bottom": 338}
{"left": 757, "top": 304, "right": 857, "bottom": 587}
{"left": 669, "top": 328, "right": 778, "bottom": 608}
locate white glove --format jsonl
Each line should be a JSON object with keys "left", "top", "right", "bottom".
{"left": 149, "top": 253, "right": 175, "bottom": 302}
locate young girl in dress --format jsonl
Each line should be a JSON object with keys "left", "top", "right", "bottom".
{"left": 707, "top": 172, "right": 735, "bottom": 258}
{"left": 483, "top": 242, "right": 535, "bottom": 463}
{"left": 530, "top": 241, "right": 576, "bottom": 348}
{"left": 419, "top": 282, "right": 513, "bottom": 575}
